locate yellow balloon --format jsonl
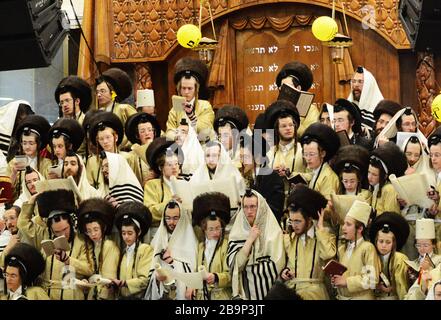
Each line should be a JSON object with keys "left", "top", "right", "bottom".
{"left": 312, "top": 16, "right": 338, "bottom": 42}
{"left": 177, "top": 24, "right": 201, "bottom": 49}
{"left": 431, "top": 94, "right": 441, "bottom": 122}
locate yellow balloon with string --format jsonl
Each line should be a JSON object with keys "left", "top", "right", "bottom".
{"left": 311, "top": 16, "right": 338, "bottom": 42}
{"left": 177, "top": 24, "right": 202, "bottom": 49}
{"left": 432, "top": 93, "right": 441, "bottom": 122}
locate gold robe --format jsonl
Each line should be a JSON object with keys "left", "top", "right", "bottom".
{"left": 86, "top": 239, "right": 120, "bottom": 300}
{"left": 336, "top": 239, "right": 380, "bottom": 300}
{"left": 283, "top": 227, "right": 337, "bottom": 300}
{"left": 298, "top": 103, "right": 320, "bottom": 137}
{"left": 195, "top": 238, "right": 232, "bottom": 300}
{"left": 0, "top": 286, "right": 50, "bottom": 300}
{"left": 309, "top": 163, "right": 340, "bottom": 201}
{"left": 166, "top": 99, "right": 214, "bottom": 141}
{"left": 375, "top": 252, "right": 409, "bottom": 300}
{"left": 118, "top": 243, "right": 153, "bottom": 298}
{"left": 42, "top": 234, "right": 94, "bottom": 300}
{"left": 17, "top": 202, "right": 49, "bottom": 252}
{"left": 370, "top": 183, "right": 400, "bottom": 215}
{"left": 144, "top": 178, "right": 172, "bottom": 227}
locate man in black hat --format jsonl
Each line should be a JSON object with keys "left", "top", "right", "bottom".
{"left": 214, "top": 105, "right": 249, "bottom": 168}
{"left": 166, "top": 57, "right": 215, "bottom": 142}
{"left": 373, "top": 100, "right": 402, "bottom": 136}
{"left": 332, "top": 98, "right": 370, "bottom": 149}
{"left": 95, "top": 68, "right": 137, "bottom": 150}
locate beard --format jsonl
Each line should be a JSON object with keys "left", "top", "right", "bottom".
{"left": 64, "top": 170, "right": 80, "bottom": 185}
{"left": 352, "top": 89, "right": 361, "bottom": 101}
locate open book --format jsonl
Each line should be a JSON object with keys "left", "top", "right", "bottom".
{"left": 404, "top": 260, "right": 420, "bottom": 273}
{"left": 322, "top": 259, "right": 347, "bottom": 276}
{"left": 287, "top": 174, "right": 308, "bottom": 185}
{"left": 389, "top": 173, "right": 434, "bottom": 208}
{"left": 171, "top": 176, "right": 240, "bottom": 211}
{"left": 172, "top": 95, "right": 186, "bottom": 112}
{"left": 35, "top": 176, "right": 81, "bottom": 200}
{"left": 41, "top": 235, "right": 70, "bottom": 256}
{"left": 278, "top": 83, "right": 314, "bottom": 117}
{"left": 336, "top": 130, "right": 351, "bottom": 147}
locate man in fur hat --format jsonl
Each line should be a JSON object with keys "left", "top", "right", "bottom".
{"left": 214, "top": 105, "right": 249, "bottom": 168}
{"left": 95, "top": 68, "right": 137, "bottom": 150}
{"left": 275, "top": 61, "right": 320, "bottom": 137}
{"left": 166, "top": 57, "right": 215, "bottom": 142}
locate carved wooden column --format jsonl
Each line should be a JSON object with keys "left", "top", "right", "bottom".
{"left": 416, "top": 52, "right": 437, "bottom": 136}
{"left": 134, "top": 63, "right": 153, "bottom": 90}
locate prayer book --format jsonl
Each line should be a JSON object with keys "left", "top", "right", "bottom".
{"left": 330, "top": 193, "right": 368, "bottom": 222}
{"left": 404, "top": 260, "right": 420, "bottom": 273}
{"left": 41, "top": 235, "right": 70, "bottom": 256}
{"left": 379, "top": 272, "right": 391, "bottom": 288}
{"left": 322, "top": 259, "right": 347, "bottom": 276}
{"left": 287, "top": 174, "right": 307, "bottom": 185}
{"left": 277, "top": 83, "right": 314, "bottom": 117}
{"left": 172, "top": 95, "right": 186, "bottom": 112}
{"left": 389, "top": 173, "right": 434, "bottom": 208}
{"left": 336, "top": 130, "right": 351, "bottom": 147}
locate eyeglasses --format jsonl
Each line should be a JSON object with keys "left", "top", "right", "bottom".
{"left": 165, "top": 216, "right": 180, "bottom": 222}
{"left": 86, "top": 227, "right": 101, "bottom": 235}
{"left": 3, "top": 272, "right": 18, "bottom": 280}
{"left": 59, "top": 98, "right": 73, "bottom": 106}
{"left": 288, "top": 219, "right": 304, "bottom": 226}
{"left": 415, "top": 243, "right": 432, "bottom": 249}
{"left": 302, "top": 152, "right": 318, "bottom": 158}
{"left": 333, "top": 118, "right": 347, "bottom": 124}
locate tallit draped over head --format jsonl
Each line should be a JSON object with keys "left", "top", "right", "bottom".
{"left": 347, "top": 67, "right": 384, "bottom": 113}
{"left": 227, "top": 190, "right": 285, "bottom": 300}
{"left": 146, "top": 201, "right": 198, "bottom": 300}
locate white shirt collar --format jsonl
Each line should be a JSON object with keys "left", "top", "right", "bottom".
{"left": 8, "top": 286, "right": 23, "bottom": 300}
{"left": 346, "top": 237, "right": 364, "bottom": 259}
{"left": 300, "top": 225, "right": 315, "bottom": 246}
{"left": 163, "top": 177, "right": 172, "bottom": 190}
{"left": 279, "top": 140, "right": 295, "bottom": 153}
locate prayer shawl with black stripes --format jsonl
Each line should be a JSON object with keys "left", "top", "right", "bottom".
{"left": 227, "top": 190, "right": 285, "bottom": 300}
{"left": 0, "top": 100, "right": 31, "bottom": 156}
{"left": 145, "top": 203, "right": 198, "bottom": 300}
{"left": 101, "top": 152, "right": 144, "bottom": 204}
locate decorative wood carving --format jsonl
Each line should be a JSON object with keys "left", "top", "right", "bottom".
{"left": 416, "top": 52, "right": 438, "bottom": 136}
{"left": 134, "top": 63, "right": 153, "bottom": 90}
{"left": 110, "top": 0, "right": 410, "bottom": 63}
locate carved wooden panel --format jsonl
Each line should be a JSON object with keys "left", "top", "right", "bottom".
{"left": 110, "top": 0, "right": 410, "bottom": 62}
{"left": 134, "top": 63, "right": 153, "bottom": 90}
{"left": 236, "top": 27, "right": 326, "bottom": 127}
{"left": 416, "top": 53, "right": 437, "bottom": 136}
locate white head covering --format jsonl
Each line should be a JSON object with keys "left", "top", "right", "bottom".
{"left": 102, "top": 152, "right": 144, "bottom": 204}
{"left": 13, "top": 167, "right": 45, "bottom": 208}
{"left": 136, "top": 89, "right": 155, "bottom": 107}
{"left": 146, "top": 201, "right": 198, "bottom": 300}
{"left": 227, "top": 190, "right": 285, "bottom": 299}
{"left": 0, "top": 100, "right": 32, "bottom": 156}
{"left": 347, "top": 67, "right": 384, "bottom": 113}
{"left": 191, "top": 141, "right": 246, "bottom": 195}
{"left": 71, "top": 153, "right": 100, "bottom": 200}
{"left": 426, "top": 279, "right": 441, "bottom": 300}
{"left": 180, "top": 125, "right": 205, "bottom": 175}
{"left": 399, "top": 134, "right": 433, "bottom": 180}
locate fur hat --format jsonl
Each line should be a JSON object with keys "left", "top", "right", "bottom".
{"left": 276, "top": 61, "right": 313, "bottom": 91}
{"left": 286, "top": 184, "right": 327, "bottom": 220}
{"left": 192, "top": 192, "right": 231, "bottom": 226}
{"left": 115, "top": 201, "right": 152, "bottom": 238}
{"left": 88, "top": 111, "right": 124, "bottom": 147}
{"left": 146, "top": 137, "right": 184, "bottom": 175}
{"left": 54, "top": 75, "right": 92, "bottom": 113}
{"left": 333, "top": 98, "right": 362, "bottom": 133}
{"left": 125, "top": 112, "right": 161, "bottom": 145}
{"left": 301, "top": 123, "right": 340, "bottom": 162}
{"left": 369, "top": 212, "right": 409, "bottom": 251}
{"left": 49, "top": 118, "right": 85, "bottom": 152}
{"left": 99, "top": 68, "right": 133, "bottom": 102}
{"left": 370, "top": 141, "right": 408, "bottom": 177}
{"left": 5, "top": 243, "right": 45, "bottom": 286}
{"left": 264, "top": 99, "right": 300, "bottom": 129}
{"left": 214, "top": 105, "right": 249, "bottom": 133}
{"left": 332, "top": 145, "right": 370, "bottom": 177}
{"left": 429, "top": 126, "right": 441, "bottom": 147}
{"left": 264, "top": 280, "right": 303, "bottom": 300}
{"left": 173, "top": 57, "right": 209, "bottom": 87}
{"left": 373, "top": 100, "right": 402, "bottom": 120}
{"left": 77, "top": 198, "right": 115, "bottom": 236}
{"left": 15, "top": 115, "right": 50, "bottom": 150}
{"left": 253, "top": 113, "right": 266, "bottom": 131}
{"left": 36, "top": 189, "right": 76, "bottom": 219}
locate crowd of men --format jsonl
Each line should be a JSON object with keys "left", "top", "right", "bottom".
{"left": 0, "top": 56, "right": 440, "bottom": 301}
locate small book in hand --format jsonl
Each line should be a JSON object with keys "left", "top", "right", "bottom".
{"left": 41, "top": 235, "right": 71, "bottom": 256}
{"left": 379, "top": 272, "right": 391, "bottom": 288}
{"left": 277, "top": 84, "right": 314, "bottom": 117}
{"left": 322, "top": 259, "right": 347, "bottom": 276}
{"left": 336, "top": 130, "right": 351, "bottom": 147}
{"left": 171, "top": 95, "right": 186, "bottom": 112}
{"left": 287, "top": 174, "right": 307, "bottom": 185}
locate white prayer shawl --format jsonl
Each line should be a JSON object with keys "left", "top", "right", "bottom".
{"left": 13, "top": 168, "right": 45, "bottom": 208}
{"left": 180, "top": 125, "right": 205, "bottom": 175}
{"left": 399, "top": 135, "right": 434, "bottom": 184}
{"left": 0, "top": 100, "right": 31, "bottom": 156}
{"left": 347, "top": 67, "right": 384, "bottom": 113}
{"left": 426, "top": 279, "right": 441, "bottom": 300}
{"left": 190, "top": 142, "right": 246, "bottom": 196}
{"left": 376, "top": 108, "right": 427, "bottom": 149}
{"left": 100, "top": 152, "right": 144, "bottom": 204}
{"left": 227, "top": 190, "right": 285, "bottom": 300}
{"left": 75, "top": 154, "right": 100, "bottom": 201}
{"left": 145, "top": 203, "right": 198, "bottom": 300}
